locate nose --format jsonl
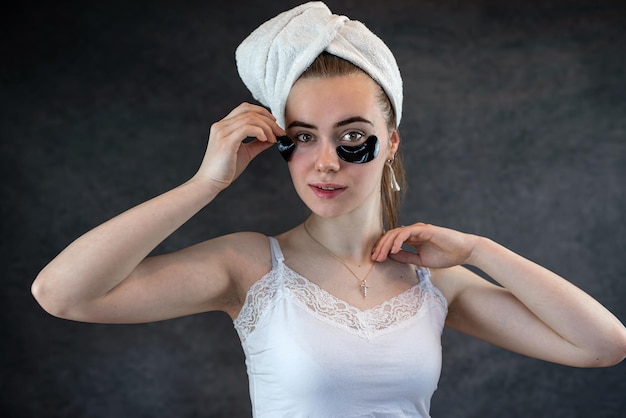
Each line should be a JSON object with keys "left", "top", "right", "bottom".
{"left": 315, "top": 140, "right": 340, "bottom": 172}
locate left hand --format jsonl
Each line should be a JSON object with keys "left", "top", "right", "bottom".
{"left": 371, "top": 223, "right": 479, "bottom": 268}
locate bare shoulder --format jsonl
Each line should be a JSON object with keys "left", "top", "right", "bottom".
{"left": 429, "top": 264, "right": 509, "bottom": 333}
{"left": 201, "top": 230, "right": 273, "bottom": 282}
{"left": 208, "top": 231, "right": 272, "bottom": 259}
{"left": 157, "top": 230, "right": 274, "bottom": 318}
{"left": 209, "top": 231, "right": 274, "bottom": 305}
{"left": 428, "top": 267, "right": 459, "bottom": 305}
{"left": 429, "top": 265, "right": 493, "bottom": 307}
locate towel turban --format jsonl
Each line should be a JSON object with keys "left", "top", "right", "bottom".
{"left": 235, "top": 1, "right": 403, "bottom": 129}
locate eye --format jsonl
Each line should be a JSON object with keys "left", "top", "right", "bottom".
{"left": 294, "top": 132, "right": 314, "bottom": 143}
{"left": 340, "top": 131, "right": 365, "bottom": 143}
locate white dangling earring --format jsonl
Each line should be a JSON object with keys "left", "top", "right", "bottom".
{"left": 386, "top": 158, "right": 401, "bottom": 192}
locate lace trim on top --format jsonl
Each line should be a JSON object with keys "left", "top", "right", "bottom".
{"left": 286, "top": 268, "right": 446, "bottom": 339}
{"left": 233, "top": 264, "right": 284, "bottom": 341}
{"left": 234, "top": 260, "right": 448, "bottom": 341}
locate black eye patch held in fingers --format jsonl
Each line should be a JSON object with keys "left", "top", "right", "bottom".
{"left": 337, "top": 135, "right": 379, "bottom": 164}
{"left": 276, "top": 135, "right": 296, "bottom": 161}
{"left": 276, "top": 135, "right": 379, "bottom": 164}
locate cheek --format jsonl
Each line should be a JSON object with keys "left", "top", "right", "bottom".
{"left": 351, "top": 160, "right": 386, "bottom": 192}
{"left": 369, "top": 164, "right": 386, "bottom": 188}
{"left": 286, "top": 155, "right": 309, "bottom": 185}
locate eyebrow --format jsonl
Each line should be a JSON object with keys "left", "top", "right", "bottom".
{"left": 287, "top": 116, "right": 374, "bottom": 130}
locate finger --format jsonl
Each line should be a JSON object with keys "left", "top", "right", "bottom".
{"left": 390, "top": 228, "right": 412, "bottom": 254}
{"left": 212, "top": 117, "right": 275, "bottom": 151}
{"left": 228, "top": 102, "right": 282, "bottom": 133}
{"left": 371, "top": 230, "right": 392, "bottom": 261}
{"left": 372, "top": 224, "right": 429, "bottom": 262}
{"left": 393, "top": 223, "right": 432, "bottom": 250}
{"left": 372, "top": 228, "right": 404, "bottom": 261}
{"left": 209, "top": 123, "right": 261, "bottom": 155}
{"left": 224, "top": 102, "right": 276, "bottom": 121}
{"left": 388, "top": 249, "right": 423, "bottom": 266}
{"left": 222, "top": 111, "right": 284, "bottom": 143}
{"left": 241, "top": 137, "right": 276, "bottom": 160}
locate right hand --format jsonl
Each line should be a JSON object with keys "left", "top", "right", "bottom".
{"left": 194, "top": 102, "right": 285, "bottom": 188}
{"left": 371, "top": 223, "right": 478, "bottom": 268}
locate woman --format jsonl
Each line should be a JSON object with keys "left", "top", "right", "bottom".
{"left": 32, "top": 2, "right": 626, "bottom": 417}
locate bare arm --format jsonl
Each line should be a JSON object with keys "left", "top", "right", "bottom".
{"left": 372, "top": 223, "right": 626, "bottom": 368}
{"left": 32, "top": 103, "right": 284, "bottom": 323}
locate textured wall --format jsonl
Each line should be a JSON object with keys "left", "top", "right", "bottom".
{"left": 2, "top": 0, "right": 625, "bottom": 416}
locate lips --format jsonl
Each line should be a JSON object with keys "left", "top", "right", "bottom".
{"left": 309, "top": 183, "right": 346, "bottom": 199}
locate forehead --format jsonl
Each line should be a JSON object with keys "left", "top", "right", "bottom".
{"left": 285, "top": 74, "right": 382, "bottom": 127}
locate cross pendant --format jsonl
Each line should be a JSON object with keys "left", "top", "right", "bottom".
{"left": 360, "top": 280, "right": 370, "bottom": 298}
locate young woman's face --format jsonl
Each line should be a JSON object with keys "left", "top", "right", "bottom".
{"left": 284, "top": 73, "right": 399, "bottom": 220}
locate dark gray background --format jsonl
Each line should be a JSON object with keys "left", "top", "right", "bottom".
{"left": 2, "top": 0, "right": 625, "bottom": 417}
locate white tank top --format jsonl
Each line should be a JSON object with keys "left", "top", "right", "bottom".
{"left": 233, "top": 237, "right": 448, "bottom": 417}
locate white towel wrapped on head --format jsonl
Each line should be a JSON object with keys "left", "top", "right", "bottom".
{"left": 235, "top": 1, "right": 403, "bottom": 129}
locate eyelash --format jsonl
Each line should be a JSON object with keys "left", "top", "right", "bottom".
{"left": 295, "top": 132, "right": 313, "bottom": 143}
{"left": 341, "top": 131, "right": 364, "bottom": 142}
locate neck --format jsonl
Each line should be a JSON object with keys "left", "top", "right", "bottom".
{"left": 304, "top": 214, "right": 383, "bottom": 263}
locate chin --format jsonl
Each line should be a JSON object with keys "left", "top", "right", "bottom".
{"left": 307, "top": 205, "right": 348, "bottom": 219}
{"left": 301, "top": 197, "right": 352, "bottom": 219}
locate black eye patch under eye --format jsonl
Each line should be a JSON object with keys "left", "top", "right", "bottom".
{"left": 276, "top": 136, "right": 296, "bottom": 162}
{"left": 276, "top": 135, "right": 380, "bottom": 164}
{"left": 336, "top": 135, "right": 379, "bottom": 164}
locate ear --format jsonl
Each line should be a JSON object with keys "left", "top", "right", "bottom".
{"left": 388, "top": 129, "right": 400, "bottom": 159}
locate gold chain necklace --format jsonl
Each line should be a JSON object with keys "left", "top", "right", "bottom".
{"left": 303, "top": 221, "right": 376, "bottom": 298}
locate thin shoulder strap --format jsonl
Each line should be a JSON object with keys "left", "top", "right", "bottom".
{"left": 268, "top": 236, "right": 285, "bottom": 268}
{"left": 416, "top": 266, "right": 448, "bottom": 311}
{"left": 416, "top": 266, "right": 431, "bottom": 283}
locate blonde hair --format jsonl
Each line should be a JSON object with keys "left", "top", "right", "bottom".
{"left": 298, "top": 52, "right": 406, "bottom": 230}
